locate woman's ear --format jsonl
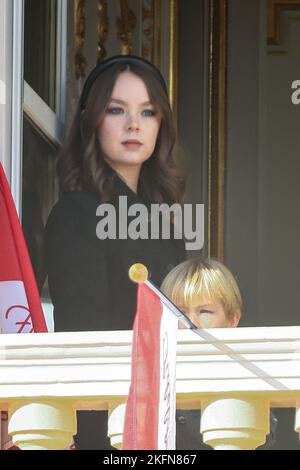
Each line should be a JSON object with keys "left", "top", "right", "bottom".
{"left": 230, "top": 310, "right": 241, "bottom": 327}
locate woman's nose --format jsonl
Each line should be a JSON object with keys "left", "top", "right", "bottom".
{"left": 126, "top": 113, "right": 140, "bottom": 132}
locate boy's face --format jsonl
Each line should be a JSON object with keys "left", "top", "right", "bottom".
{"left": 177, "top": 296, "right": 240, "bottom": 329}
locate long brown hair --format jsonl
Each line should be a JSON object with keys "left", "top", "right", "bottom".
{"left": 57, "top": 60, "right": 186, "bottom": 204}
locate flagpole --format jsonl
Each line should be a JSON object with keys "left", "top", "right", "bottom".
{"left": 128, "top": 263, "right": 197, "bottom": 330}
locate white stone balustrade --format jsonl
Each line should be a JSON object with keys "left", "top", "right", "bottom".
{"left": 1, "top": 326, "right": 300, "bottom": 450}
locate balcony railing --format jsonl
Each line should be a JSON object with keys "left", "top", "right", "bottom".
{"left": 1, "top": 326, "right": 300, "bottom": 450}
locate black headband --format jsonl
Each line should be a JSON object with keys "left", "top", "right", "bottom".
{"left": 79, "top": 54, "right": 169, "bottom": 111}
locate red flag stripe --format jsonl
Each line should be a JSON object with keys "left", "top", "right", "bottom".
{"left": 0, "top": 187, "right": 21, "bottom": 280}
{"left": 123, "top": 283, "right": 163, "bottom": 449}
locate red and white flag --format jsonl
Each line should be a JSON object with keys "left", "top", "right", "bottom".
{"left": 122, "top": 281, "right": 178, "bottom": 450}
{"left": 0, "top": 163, "right": 47, "bottom": 334}
{"left": 0, "top": 163, "right": 48, "bottom": 450}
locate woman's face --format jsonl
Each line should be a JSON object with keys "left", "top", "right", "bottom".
{"left": 177, "top": 296, "right": 241, "bottom": 329}
{"left": 97, "top": 71, "right": 162, "bottom": 174}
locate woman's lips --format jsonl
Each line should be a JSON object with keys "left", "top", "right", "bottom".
{"left": 122, "top": 141, "right": 142, "bottom": 149}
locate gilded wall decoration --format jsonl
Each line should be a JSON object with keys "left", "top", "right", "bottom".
{"left": 267, "top": 0, "right": 300, "bottom": 45}
{"left": 74, "top": 0, "right": 87, "bottom": 79}
{"left": 97, "top": 0, "right": 109, "bottom": 63}
{"left": 207, "top": 0, "right": 227, "bottom": 259}
{"left": 117, "top": 0, "right": 137, "bottom": 55}
{"left": 142, "top": 1, "right": 155, "bottom": 61}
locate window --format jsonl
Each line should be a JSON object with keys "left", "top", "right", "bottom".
{"left": 24, "top": 0, "right": 57, "bottom": 111}
{"left": 22, "top": 0, "right": 67, "bottom": 330}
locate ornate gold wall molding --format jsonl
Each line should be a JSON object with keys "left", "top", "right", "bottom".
{"left": 74, "top": 0, "right": 87, "bottom": 79}
{"left": 97, "top": 0, "right": 109, "bottom": 63}
{"left": 142, "top": 0, "right": 155, "bottom": 61}
{"left": 169, "top": 0, "right": 179, "bottom": 124}
{"left": 117, "top": 0, "right": 137, "bottom": 55}
{"left": 141, "top": 0, "right": 162, "bottom": 66}
{"left": 267, "top": 0, "right": 300, "bottom": 45}
{"left": 153, "top": 0, "right": 162, "bottom": 67}
{"left": 208, "top": 0, "right": 227, "bottom": 260}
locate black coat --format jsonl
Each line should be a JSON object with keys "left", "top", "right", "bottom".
{"left": 44, "top": 175, "right": 186, "bottom": 449}
{"left": 45, "top": 175, "right": 186, "bottom": 332}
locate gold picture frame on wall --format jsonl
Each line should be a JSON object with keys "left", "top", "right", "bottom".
{"left": 167, "top": 0, "right": 226, "bottom": 260}
{"left": 162, "top": 0, "right": 226, "bottom": 260}
{"left": 207, "top": 0, "right": 227, "bottom": 260}
{"left": 154, "top": 0, "right": 226, "bottom": 260}
{"left": 168, "top": 0, "right": 179, "bottom": 123}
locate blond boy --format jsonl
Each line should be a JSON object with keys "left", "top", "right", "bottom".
{"left": 161, "top": 257, "right": 277, "bottom": 450}
{"left": 161, "top": 257, "right": 241, "bottom": 329}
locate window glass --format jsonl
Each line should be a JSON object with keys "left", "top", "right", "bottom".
{"left": 22, "top": 116, "right": 59, "bottom": 293}
{"left": 24, "top": 0, "right": 57, "bottom": 111}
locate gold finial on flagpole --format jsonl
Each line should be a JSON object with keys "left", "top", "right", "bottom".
{"left": 128, "top": 263, "right": 149, "bottom": 283}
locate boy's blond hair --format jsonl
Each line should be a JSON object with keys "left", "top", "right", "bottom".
{"left": 161, "top": 258, "right": 242, "bottom": 320}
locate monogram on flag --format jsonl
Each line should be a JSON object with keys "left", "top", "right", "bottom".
{"left": 0, "top": 162, "right": 48, "bottom": 450}
{"left": 0, "top": 163, "right": 47, "bottom": 334}
{"left": 122, "top": 280, "right": 179, "bottom": 450}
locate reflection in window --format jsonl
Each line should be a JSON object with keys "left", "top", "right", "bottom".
{"left": 22, "top": 116, "right": 59, "bottom": 294}
{"left": 24, "top": 0, "right": 57, "bottom": 111}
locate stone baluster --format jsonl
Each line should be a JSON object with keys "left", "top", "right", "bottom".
{"left": 108, "top": 398, "right": 271, "bottom": 451}
{"left": 8, "top": 400, "right": 76, "bottom": 450}
{"left": 294, "top": 402, "right": 300, "bottom": 440}
{"left": 108, "top": 402, "right": 126, "bottom": 449}
{"left": 200, "top": 396, "right": 269, "bottom": 450}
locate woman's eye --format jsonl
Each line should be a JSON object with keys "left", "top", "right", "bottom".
{"left": 142, "top": 109, "right": 156, "bottom": 117}
{"left": 107, "top": 107, "right": 124, "bottom": 114}
{"left": 107, "top": 107, "right": 156, "bottom": 116}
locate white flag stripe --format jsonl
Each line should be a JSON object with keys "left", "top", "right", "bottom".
{"left": 0, "top": 281, "right": 33, "bottom": 333}
{"left": 158, "top": 302, "right": 178, "bottom": 450}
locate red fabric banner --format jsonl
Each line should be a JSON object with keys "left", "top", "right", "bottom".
{"left": 122, "top": 282, "right": 178, "bottom": 450}
{"left": 0, "top": 163, "right": 47, "bottom": 332}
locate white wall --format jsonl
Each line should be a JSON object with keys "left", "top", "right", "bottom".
{"left": 226, "top": 0, "right": 300, "bottom": 328}
{"left": 258, "top": 6, "right": 300, "bottom": 326}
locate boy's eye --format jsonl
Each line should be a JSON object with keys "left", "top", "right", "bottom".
{"left": 199, "top": 309, "right": 213, "bottom": 315}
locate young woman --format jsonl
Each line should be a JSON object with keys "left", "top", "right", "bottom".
{"left": 44, "top": 55, "right": 187, "bottom": 449}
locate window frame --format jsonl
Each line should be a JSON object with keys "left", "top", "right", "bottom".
{"left": 11, "top": 0, "right": 67, "bottom": 216}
